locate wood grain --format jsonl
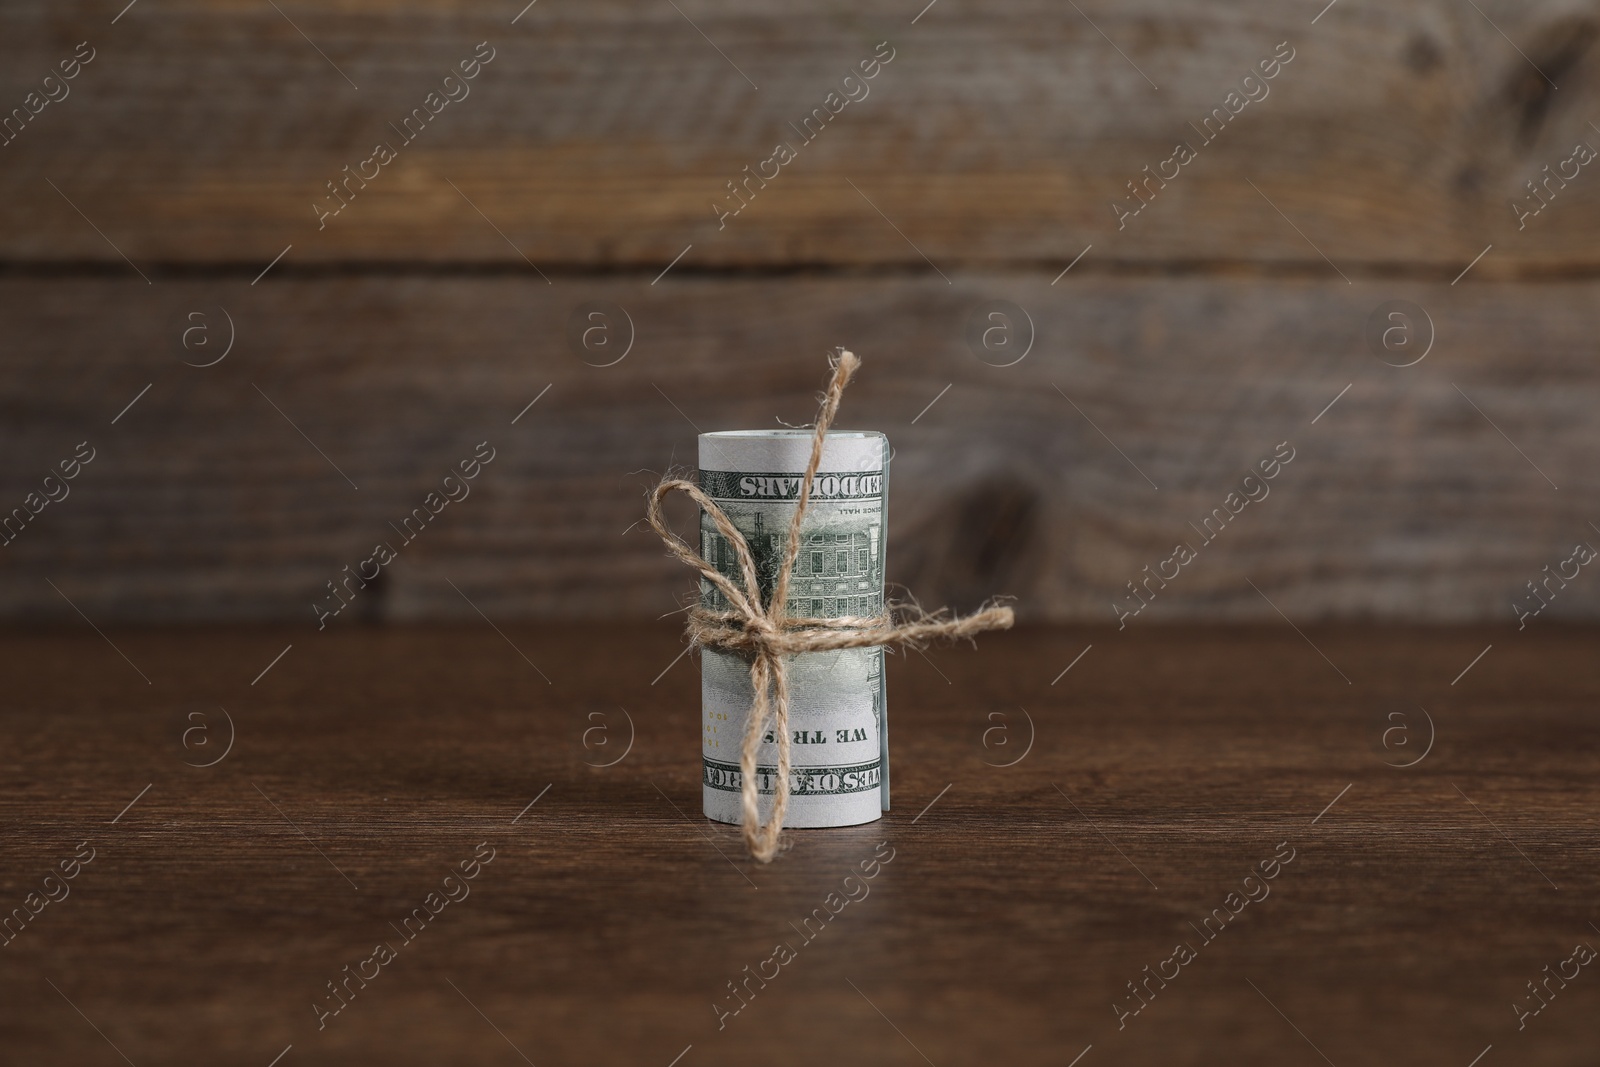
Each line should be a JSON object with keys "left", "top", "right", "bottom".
{"left": 0, "top": 1, "right": 1597, "bottom": 270}
{"left": 3, "top": 273, "right": 1598, "bottom": 623}
{"left": 0, "top": 623, "right": 1595, "bottom": 1064}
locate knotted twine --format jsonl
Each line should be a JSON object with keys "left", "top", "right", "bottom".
{"left": 646, "top": 349, "right": 1014, "bottom": 863}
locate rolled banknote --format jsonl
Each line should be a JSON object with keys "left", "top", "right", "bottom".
{"left": 698, "top": 430, "right": 890, "bottom": 828}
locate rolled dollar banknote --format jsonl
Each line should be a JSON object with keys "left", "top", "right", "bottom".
{"left": 698, "top": 430, "right": 890, "bottom": 828}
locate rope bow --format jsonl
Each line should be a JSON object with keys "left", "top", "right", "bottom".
{"left": 647, "top": 349, "right": 1013, "bottom": 862}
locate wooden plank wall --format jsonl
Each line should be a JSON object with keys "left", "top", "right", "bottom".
{"left": 2, "top": 0, "right": 1598, "bottom": 623}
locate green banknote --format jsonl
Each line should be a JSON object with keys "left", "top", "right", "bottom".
{"left": 698, "top": 431, "right": 890, "bottom": 828}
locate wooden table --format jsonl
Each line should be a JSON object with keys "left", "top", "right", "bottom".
{"left": 2, "top": 624, "right": 1594, "bottom": 1065}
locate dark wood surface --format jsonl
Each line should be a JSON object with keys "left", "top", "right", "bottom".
{"left": 2, "top": 1, "right": 1598, "bottom": 270}
{"left": 2, "top": 623, "right": 1595, "bottom": 1065}
{"left": 5, "top": 0, "right": 1600, "bottom": 623}
{"left": 5, "top": 274, "right": 1599, "bottom": 624}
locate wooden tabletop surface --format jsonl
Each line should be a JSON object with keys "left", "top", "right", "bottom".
{"left": 1, "top": 623, "right": 1595, "bottom": 1066}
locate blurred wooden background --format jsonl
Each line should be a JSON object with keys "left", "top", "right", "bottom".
{"left": 2, "top": 0, "right": 1599, "bottom": 623}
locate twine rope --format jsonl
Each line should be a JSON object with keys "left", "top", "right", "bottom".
{"left": 647, "top": 349, "right": 1013, "bottom": 862}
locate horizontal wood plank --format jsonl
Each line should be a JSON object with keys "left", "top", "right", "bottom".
{"left": 2, "top": 273, "right": 1597, "bottom": 623}
{"left": 0, "top": 1, "right": 1598, "bottom": 270}
{"left": 0, "top": 624, "right": 1596, "bottom": 1063}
